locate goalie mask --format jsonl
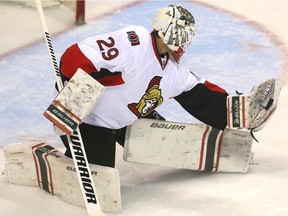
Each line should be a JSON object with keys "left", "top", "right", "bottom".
{"left": 153, "top": 5, "right": 196, "bottom": 63}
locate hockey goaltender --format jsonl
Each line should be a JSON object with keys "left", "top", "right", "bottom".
{"left": 4, "top": 4, "right": 280, "bottom": 214}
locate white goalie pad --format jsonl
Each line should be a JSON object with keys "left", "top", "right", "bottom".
{"left": 227, "top": 78, "right": 281, "bottom": 131}
{"left": 44, "top": 68, "right": 105, "bottom": 135}
{"left": 4, "top": 141, "right": 121, "bottom": 213}
{"left": 124, "top": 119, "right": 253, "bottom": 173}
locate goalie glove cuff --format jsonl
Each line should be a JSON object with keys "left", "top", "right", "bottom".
{"left": 227, "top": 78, "right": 281, "bottom": 132}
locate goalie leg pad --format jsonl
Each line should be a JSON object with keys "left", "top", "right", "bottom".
{"left": 43, "top": 68, "right": 105, "bottom": 135}
{"left": 124, "top": 119, "right": 253, "bottom": 173}
{"left": 4, "top": 141, "right": 121, "bottom": 213}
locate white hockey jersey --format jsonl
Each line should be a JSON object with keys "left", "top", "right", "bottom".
{"left": 59, "top": 25, "right": 205, "bottom": 129}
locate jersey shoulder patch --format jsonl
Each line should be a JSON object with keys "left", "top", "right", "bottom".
{"left": 123, "top": 26, "right": 149, "bottom": 47}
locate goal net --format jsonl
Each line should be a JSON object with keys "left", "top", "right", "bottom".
{"left": 6, "top": 0, "right": 85, "bottom": 25}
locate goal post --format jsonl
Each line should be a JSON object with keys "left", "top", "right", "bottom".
{"left": 75, "top": 0, "right": 85, "bottom": 25}
{"left": 6, "top": 0, "right": 86, "bottom": 25}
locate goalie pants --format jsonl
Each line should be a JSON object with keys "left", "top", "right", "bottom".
{"left": 60, "top": 110, "right": 165, "bottom": 167}
{"left": 60, "top": 123, "right": 126, "bottom": 168}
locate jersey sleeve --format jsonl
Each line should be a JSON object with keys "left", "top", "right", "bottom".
{"left": 174, "top": 80, "right": 229, "bottom": 130}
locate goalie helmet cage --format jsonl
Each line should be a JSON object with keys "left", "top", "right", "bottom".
{"left": 7, "top": 0, "right": 85, "bottom": 25}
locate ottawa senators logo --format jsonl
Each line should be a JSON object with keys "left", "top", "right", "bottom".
{"left": 128, "top": 76, "right": 163, "bottom": 118}
{"left": 127, "top": 31, "right": 140, "bottom": 46}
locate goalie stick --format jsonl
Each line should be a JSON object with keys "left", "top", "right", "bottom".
{"left": 34, "top": 0, "right": 105, "bottom": 215}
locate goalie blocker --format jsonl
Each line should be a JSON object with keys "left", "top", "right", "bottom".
{"left": 43, "top": 68, "right": 105, "bottom": 135}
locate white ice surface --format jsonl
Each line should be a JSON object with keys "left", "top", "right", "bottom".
{"left": 0, "top": 0, "right": 288, "bottom": 216}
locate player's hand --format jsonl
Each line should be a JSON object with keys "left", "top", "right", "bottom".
{"left": 53, "top": 125, "right": 66, "bottom": 136}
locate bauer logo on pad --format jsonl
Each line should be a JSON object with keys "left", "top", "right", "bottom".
{"left": 43, "top": 68, "right": 105, "bottom": 135}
